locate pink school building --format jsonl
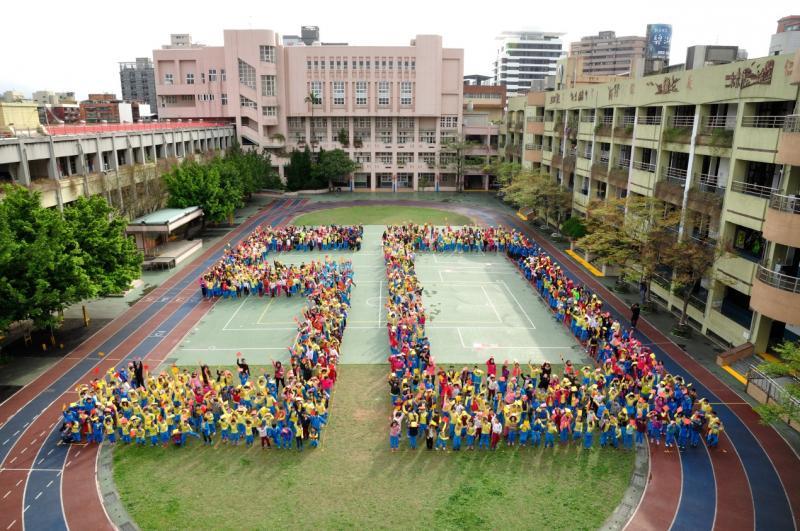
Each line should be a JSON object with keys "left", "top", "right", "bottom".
{"left": 153, "top": 30, "right": 464, "bottom": 190}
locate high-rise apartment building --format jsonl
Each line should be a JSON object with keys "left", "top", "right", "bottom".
{"left": 569, "top": 31, "right": 646, "bottom": 76}
{"left": 493, "top": 31, "right": 564, "bottom": 94}
{"left": 769, "top": 15, "right": 800, "bottom": 56}
{"left": 119, "top": 57, "right": 158, "bottom": 111}
{"left": 516, "top": 50, "right": 800, "bottom": 353}
{"left": 153, "top": 29, "right": 464, "bottom": 190}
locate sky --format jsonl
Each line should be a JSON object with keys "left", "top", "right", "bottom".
{"left": 1, "top": 0, "right": 796, "bottom": 99}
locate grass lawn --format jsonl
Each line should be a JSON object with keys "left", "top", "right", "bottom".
{"left": 113, "top": 365, "right": 634, "bottom": 530}
{"left": 290, "top": 205, "right": 474, "bottom": 226}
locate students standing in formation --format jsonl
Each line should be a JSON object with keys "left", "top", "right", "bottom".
{"left": 61, "top": 226, "right": 356, "bottom": 450}
{"left": 382, "top": 224, "right": 724, "bottom": 452}
{"left": 200, "top": 224, "right": 362, "bottom": 298}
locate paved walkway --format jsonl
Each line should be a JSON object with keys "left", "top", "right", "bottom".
{"left": 0, "top": 194, "right": 797, "bottom": 531}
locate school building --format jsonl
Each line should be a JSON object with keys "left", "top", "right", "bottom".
{"left": 152, "top": 30, "right": 465, "bottom": 191}
{"left": 0, "top": 122, "right": 235, "bottom": 215}
{"left": 501, "top": 50, "right": 800, "bottom": 353}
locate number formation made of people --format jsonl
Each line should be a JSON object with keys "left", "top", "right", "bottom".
{"left": 60, "top": 224, "right": 360, "bottom": 451}
{"left": 382, "top": 224, "right": 723, "bottom": 453}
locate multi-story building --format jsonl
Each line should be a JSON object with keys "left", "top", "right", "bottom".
{"left": 569, "top": 31, "right": 646, "bottom": 77}
{"left": 493, "top": 30, "right": 564, "bottom": 94}
{"left": 40, "top": 103, "right": 81, "bottom": 125}
{"left": 0, "top": 122, "right": 235, "bottom": 213}
{"left": 153, "top": 29, "right": 464, "bottom": 190}
{"left": 32, "top": 91, "right": 77, "bottom": 105}
{"left": 523, "top": 50, "right": 800, "bottom": 352}
{"left": 769, "top": 15, "right": 800, "bottom": 56}
{"left": 119, "top": 58, "right": 158, "bottom": 111}
{"left": 685, "top": 45, "right": 746, "bottom": 69}
{"left": 462, "top": 84, "right": 504, "bottom": 189}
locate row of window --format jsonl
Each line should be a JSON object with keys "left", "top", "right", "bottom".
{"left": 163, "top": 69, "right": 227, "bottom": 85}
{"left": 288, "top": 130, "right": 456, "bottom": 145}
{"left": 306, "top": 57, "right": 416, "bottom": 72}
{"left": 309, "top": 80, "right": 415, "bottom": 107}
{"left": 286, "top": 116, "right": 457, "bottom": 130}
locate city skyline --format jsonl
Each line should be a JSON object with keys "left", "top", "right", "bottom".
{"left": 1, "top": 0, "right": 796, "bottom": 99}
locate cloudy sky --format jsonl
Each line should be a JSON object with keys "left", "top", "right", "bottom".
{"left": 1, "top": 0, "right": 795, "bottom": 99}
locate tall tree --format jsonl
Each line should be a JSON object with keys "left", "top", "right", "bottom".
{"left": 313, "top": 149, "right": 359, "bottom": 188}
{"left": 665, "top": 238, "right": 717, "bottom": 329}
{"left": 0, "top": 186, "right": 93, "bottom": 332}
{"left": 285, "top": 147, "right": 313, "bottom": 191}
{"left": 577, "top": 196, "right": 680, "bottom": 296}
{"left": 500, "top": 170, "right": 571, "bottom": 229}
{"left": 441, "top": 139, "right": 477, "bottom": 192}
{"left": 63, "top": 196, "right": 143, "bottom": 296}
{"left": 163, "top": 159, "right": 229, "bottom": 224}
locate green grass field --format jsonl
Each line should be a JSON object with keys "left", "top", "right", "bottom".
{"left": 290, "top": 205, "right": 474, "bottom": 226}
{"left": 114, "top": 365, "right": 634, "bottom": 531}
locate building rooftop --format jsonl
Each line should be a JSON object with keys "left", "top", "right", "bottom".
{"left": 129, "top": 206, "right": 202, "bottom": 227}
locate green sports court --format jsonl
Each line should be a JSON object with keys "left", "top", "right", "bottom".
{"left": 171, "top": 226, "right": 585, "bottom": 368}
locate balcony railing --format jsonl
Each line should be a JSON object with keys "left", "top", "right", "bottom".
{"left": 599, "top": 117, "right": 614, "bottom": 126}
{"left": 598, "top": 152, "right": 610, "bottom": 164}
{"left": 527, "top": 116, "right": 544, "bottom": 123}
{"left": 619, "top": 115, "right": 636, "bottom": 126}
{"left": 702, "top": 115, "right": 736, "bottom": 129}
{"left": 731, "top": 180, "right": 779, "bottom": 198}
{"left": 741, "top": 115, "right": 786, "bottom": 128}
{"left": 695, "top": 173, "right": 726, "bottom": 196}
{"left": 632, "top": 160, "right": 656, "bottom": 173}
{"left": 637, "top": 115, "right": 662, "bottom": 125}
{"left": 663, "top": 166, "right": 688, "bottom": 182}
{"left": 580, "top": 151, "right": 592, "bottom": 160}
{"left": 768, "top": 192, "right": 800, "bottom": 214}
{"left": 671, "top": 115, "right": 695, "bottom": 128}
{"left": 756, "top": 264, "right": 800, "bottom": 294}
{"left": 581, "top": 113, "right": 596, "bottom": 123}
{"left": 783, "top": 115, "right": 800, "bottom": 133}
{"left": 616, "top": 158, "right": 631, "bottom": 169}
{"left": 525, "top": 143, "right": 543, "bottom": 151}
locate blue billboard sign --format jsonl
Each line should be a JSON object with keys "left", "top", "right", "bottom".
{"left": 646, "top": 24, "right": 672, "bottom": 60}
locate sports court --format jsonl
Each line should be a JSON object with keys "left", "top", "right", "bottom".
{"left": 170, "top": 226, "right": 586, "bottom": 367}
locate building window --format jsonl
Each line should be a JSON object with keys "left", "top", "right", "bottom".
{"left": 262, "top": 106, "right": 277, "bottom": 116}
{"left": 261, "top": 75, "right": 276, "bottom": 97}
{"left": 238, "top": 59, "right": 256, "bottom": 89}
{"left": 400, "top": 81, "right": 413, "bottom": 106}
{"left": 314, "top": 60, "right": 319, "bottom": 70}
{"left": 288, "top": 117, "right": 304, "bottom": 129}
{"left": 310, "top": 81, "right": 323, "bottom": 105}
{"left": 439, "top": 116, "right": 459, "bottom": 129}
{"left": 200, "top": 72, "right": 205, "bottom": 83}
{"left": 221, "top": 93, "right": 228, "bottom": 105}
{"left": 307, "top": 60, "right": 312, "bottom": 70}
{"left": 366, "top": 60, "right": 371, "bottom": 70}
{"left": 378, "top": 81, "right": 390, "bottom": 107}
{"left": 221, "top": 69, "right": 226, "bottom": 81}
{"left": 332, "top": 81, "right": 345, "bottom": 106}
{"left": 329, "top": 60, "right": 334, "bottom": 70}
{"left": 240, "top": 95, "right": 256, "bottom": 108}
{"left": 208, "top": 69, "right": 217, "bottom": 82}
{"left": 336, "top": 60, "right": 342, "bottom": 70}
{"left": 355, "top": 81, "right": 367, "bottom": 106}
{"left": 164, "top": 73, "right": 173, "bottom": 85}
{"left": 186, "top": 73, "right": 194, "bottom": 84}
{"left": 388, "top": 60, "right": 393, "bottom": 70}
{"left": 259, "top": 45, "right": 275, "bottom": 63}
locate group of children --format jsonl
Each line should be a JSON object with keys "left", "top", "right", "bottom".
{"left": 62, "top": 249, "right": 355, "bottom": 451}
{"left": 382, "top": 224, "right": 725, "bottom": 452}
{"left": 199, "top": 224, "right": 362, "bottom": 298}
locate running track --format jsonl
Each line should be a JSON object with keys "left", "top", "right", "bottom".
{"left": 0, "top": 198, "right": 796, "bottom": 530}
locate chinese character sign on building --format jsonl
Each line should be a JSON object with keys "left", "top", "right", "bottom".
{"left": 646, "top": 24, "right": 672, "bottom": 60}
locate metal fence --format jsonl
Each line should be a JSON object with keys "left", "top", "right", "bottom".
{"left": 747, "top": 366, "right": 800, "bottom": 426}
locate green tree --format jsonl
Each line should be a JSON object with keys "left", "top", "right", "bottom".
{"left": 500, "top": 170, "right": 571, "bottom": 228}
{"left": 314, "top": 149, "right": 359, "bottom": 188}
{"left": 665, "top": 238, "right": 718, "bottom": 329}
{"left": 0, "top": 186, "right": 93, "bottom": 332}
{"left": 163, "top": 160, "right": 230, "bottom": 224}
{"left": 754, "top": 340, "right": 800, "bottom": 426}
{"left": 285, "top": 147, "right": 313, "bottom": 191}
{"left": 560, "top": 217, "right": 587, "bottom": 240}
{"left": 441, "top": 139, "right": 477, "bottom": 192}
{"left": 577, "top": 196, "right": 680, "bottom": 296}
{"left": 63, "top": 196, "right": 143, "bottom": 296}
